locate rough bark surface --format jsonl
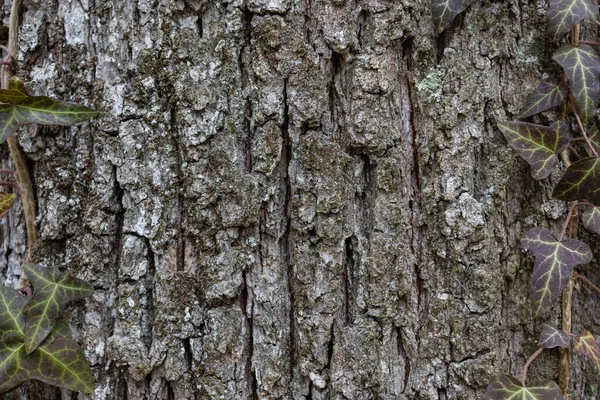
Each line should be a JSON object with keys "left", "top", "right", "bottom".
{"left": 0, "top": 0, "right": 599, "bottom": 399}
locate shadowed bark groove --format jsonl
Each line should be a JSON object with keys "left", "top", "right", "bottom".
{"left": 1, "top": 1, "right": 599, "bottom": 399}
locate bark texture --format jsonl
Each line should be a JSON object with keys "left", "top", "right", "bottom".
{"left": 1, "top": 0, "right": 599, "bottom": 399}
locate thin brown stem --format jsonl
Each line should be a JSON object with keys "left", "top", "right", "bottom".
{"left": 3, "top": 0, "right": 37, "bottom": 260}
{"left": 570, "top": 104, "right": 599, "bottom": 157}
{"left": 567, "top": 144, "right": 582, "bottom": 159}
{"left": 559, "top": 202, "right": 579, "bottom": 241}
{"left": 574, "top": 271, "right": 600, "bottom": 295}
{"left": 580, "top": 40, "right": 600, "bottom": 47}
{"left": 521, "top": 348, "right": 544, "bottom": 386}
{"left": 0, "top": 181, "right": 18, "bottom": 189}
{"left": 0, "top": 169, "right": 16, "bottom": 175}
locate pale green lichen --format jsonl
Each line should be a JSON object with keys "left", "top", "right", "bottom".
{"left": 417, "top": 68, "right": 443, "bottom": 101}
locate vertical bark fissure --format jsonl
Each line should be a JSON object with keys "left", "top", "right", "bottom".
{"left": 396, "top": 326, "right": 410, "bottom": 393}
{"left": 342, "top": 236, "right": 356, "bottom": 325}
{"left": 281, "top": 78, "right": 295, "bottom": 380}
{"left": 169, "top": 103, "right": 185, "bottom": 272}
{"left": 143, "top": 238, "right": 156, "bottom": 350}
{"left": 240, "top": 8, "right": 254, "bottom": 173}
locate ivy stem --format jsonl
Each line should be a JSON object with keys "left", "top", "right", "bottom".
{"left": 521, "top": 347, "right": 544, "bottom": 386}
{"left": 573, "top": 271, "right": 600, "bottom": 295}
{"left": 0, "top": 169, "right": 16, "bottom": 175}
{"left": 3, "top": 0, "right": 37, "bottom": 260}
{"left": 567, "top": 144, "right": 582, "bottom": 159}
{"left": 570, "top": 104, "right": 599, "bottom": 157}
{"left": 558, "top": 202, "right": 579, "bottom": 241}
{"left": 0, "top": 181, "right": 19, "bottom": 189}
{"left": 579, "top": 40, "right": 600, "bottom": 47}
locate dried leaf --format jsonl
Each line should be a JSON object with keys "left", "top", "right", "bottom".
{"left": 498, "top": 121, "right": 569, "bottom": 180}
{"left": 522, "top": 227, "right": 592, "bottom": 315}
{"left": 574, "top": 331, "right": 600, "bottom": 372}
{"left": 0, "top": 193, "right": 15, "bottom": 221}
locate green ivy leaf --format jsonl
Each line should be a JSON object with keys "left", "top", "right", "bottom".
{"left": 582, "top": 206, "right": 600, "bottom": 235}
{"left": 548, "top": 0, "right": 599, "bottom": 40}
{"left": 574, "top": 331, "right": 600, "bottom": 372}
{"left": 553, "top": 44, "right": 600, "bottom": 122}
{"left": 431, "top": 0, "right": 475, "bottom": 33}
{"left": 519, "top": 78, "right": 569, "bottom": 118}
{"left": 8, "top": 76, "right": 27, "bottom": 93}
{"left": 589, "top": 126, "right": 600, "bottom": 154}
{"left": 497, "top": 121, "right": 570, "bottom": 180}
{"left": 552, "top": 157, "right": 600, "bottom": 203}
{"left": 0, "top": 88, "right": 98, "bottom": 143}
{"left": 521, "top": 227, "right": 592, "bottom": 315}
{"left": 29, "top": 321, "right": 93, "bottom": 393}
{"left": 483, "top": 374, "right": 564, "bottom": 400}
{"left": 21, "top": 263, "right": 93, "bottom": 354}
{"left": 540, "top": 322, "right": 570, "bottom": 349}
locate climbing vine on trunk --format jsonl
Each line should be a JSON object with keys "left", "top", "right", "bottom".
{"left": 433, "top": 0, "right": 600, "bottom": 398}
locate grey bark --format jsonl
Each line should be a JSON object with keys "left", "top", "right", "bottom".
{"left": 0, "top": 0, "right": 598, "bottom": 399}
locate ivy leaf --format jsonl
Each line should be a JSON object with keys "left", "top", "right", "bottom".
{"left": 0, "top": 192, "right": 15, "bottom": 221}
{"left": 574, "top": 331, "right": 600, "bottom": 372}
{"left": 548, "top": 0, "right": 599, "bottom": 40}
{"left": 431, "top": 0, "right": 475, "bottom": 33}
{"left": 0, "top": 285, "right": 35, "bottom": 392}
{"left": 553, "top": 44, "right": 600, "bottom": 122}
{"left": 540, "top": 322, "right": 570, "bottom": 349}
{"left": 521, "top": 227, "right": 592, "bottom": 315}
{"left": 552, "top": 157, "right": 600, "bottom": 203}
{"left": 589, "top": 126, "right": 600, "bottom": 154}
{"left": 582, "top": 206, "right": 600, "bottom": 235}
{"left": 0, "top": 89, "right": 98, "bottom": 143}
{"left": 483, "top": 374, "right": 564, "bottom": 400}
{"left": 29, "top": 321, "right": 93, "bottom": 393}
{"left": 519, "top": 78, "right": 569, "bottom": 118}
{"left": 21, "top": 263, "right": 94, "bottom": 354}
{"left": 497, "top": 121, "right": 570, "bottom": 180}
{"left": 8, "top": 76, "right": 27, "bottom": 94}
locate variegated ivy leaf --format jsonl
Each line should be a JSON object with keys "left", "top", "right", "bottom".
{"left": 553, "top": 44, "right": 600, "bottom": 122}
{"left": 483, "top": 374, "right": 564, "bottom": 400}
{"left": 21, "top": 263, "right": 94, "bottom": 354}
{"left": 548, "top": 0, "right": 599, "bottom": 40}
{"left": 519, "top": 78, "right": 569, "bottom": 118}
{"left": 540, "top": 322, "right": 570, "bottom": 349}
{"left": 0, "top": 88, "right": 98, "bottom": 143}
{"left": 582, "top": 206, "right": 600, "bottom": 234}
{"left": 0, "top": 192, "right": 15, "bottom": 221}
{"left": 497, "top": 121, "right": 570, "bottom": 180}
{"left": 574, "top": 331, "right": 600, "bottom": 372}
{"left": 431, "top": 0, "right": 475, "bottom": 33}
{"left": 553, "top": 157, "right": 600, "bottom": 203}
{"left": 521, "top": 227, "right": 592, "bottom": 315}
{"left": 0, "top": 285, "right": 93, "bottom": 394}
{"left": 28, "top": 321, "right": 93, "bottom": 393}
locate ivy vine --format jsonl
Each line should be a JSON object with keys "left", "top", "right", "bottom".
{"left": 432, "top": 0, "right": 600, "bottom": 398}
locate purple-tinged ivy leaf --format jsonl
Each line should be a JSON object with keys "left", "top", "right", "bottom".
{"left": 548, "top": 0, "right": 599, "bottom": 40}
{"left": 521, "top": 227, "right": 592, "bottom": 315}
{"left": 582, "top": 206, "right": 600, "bottom": 235}
{"left": 431, "top": 0, "right": 475, "bottom": 33}
{"left": 498, "top": 121, "right": 570, "bottom": 180}
{"left": 574, "top": 331, "right": 600, "bottom": 372}
{"left": 483, "top": 374, "right": 564, "bottom": 400}
{"left": 520, "top": 78, "right": 569, "bottom": 118}
{"left": 553, "top": 44, "right": 600, "bottom": 122}
{"left": 553, "top": 157, "right": 600, "bottom": 203}
{"left": 8, "top": 76, "right": 27, "bottom": 94}
{"left": 540, "top": 322, "right": 570, "bottom": 348}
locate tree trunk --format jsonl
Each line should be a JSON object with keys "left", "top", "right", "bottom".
{"left": 2, "top": 0, "right": 599, "bottom": 398}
